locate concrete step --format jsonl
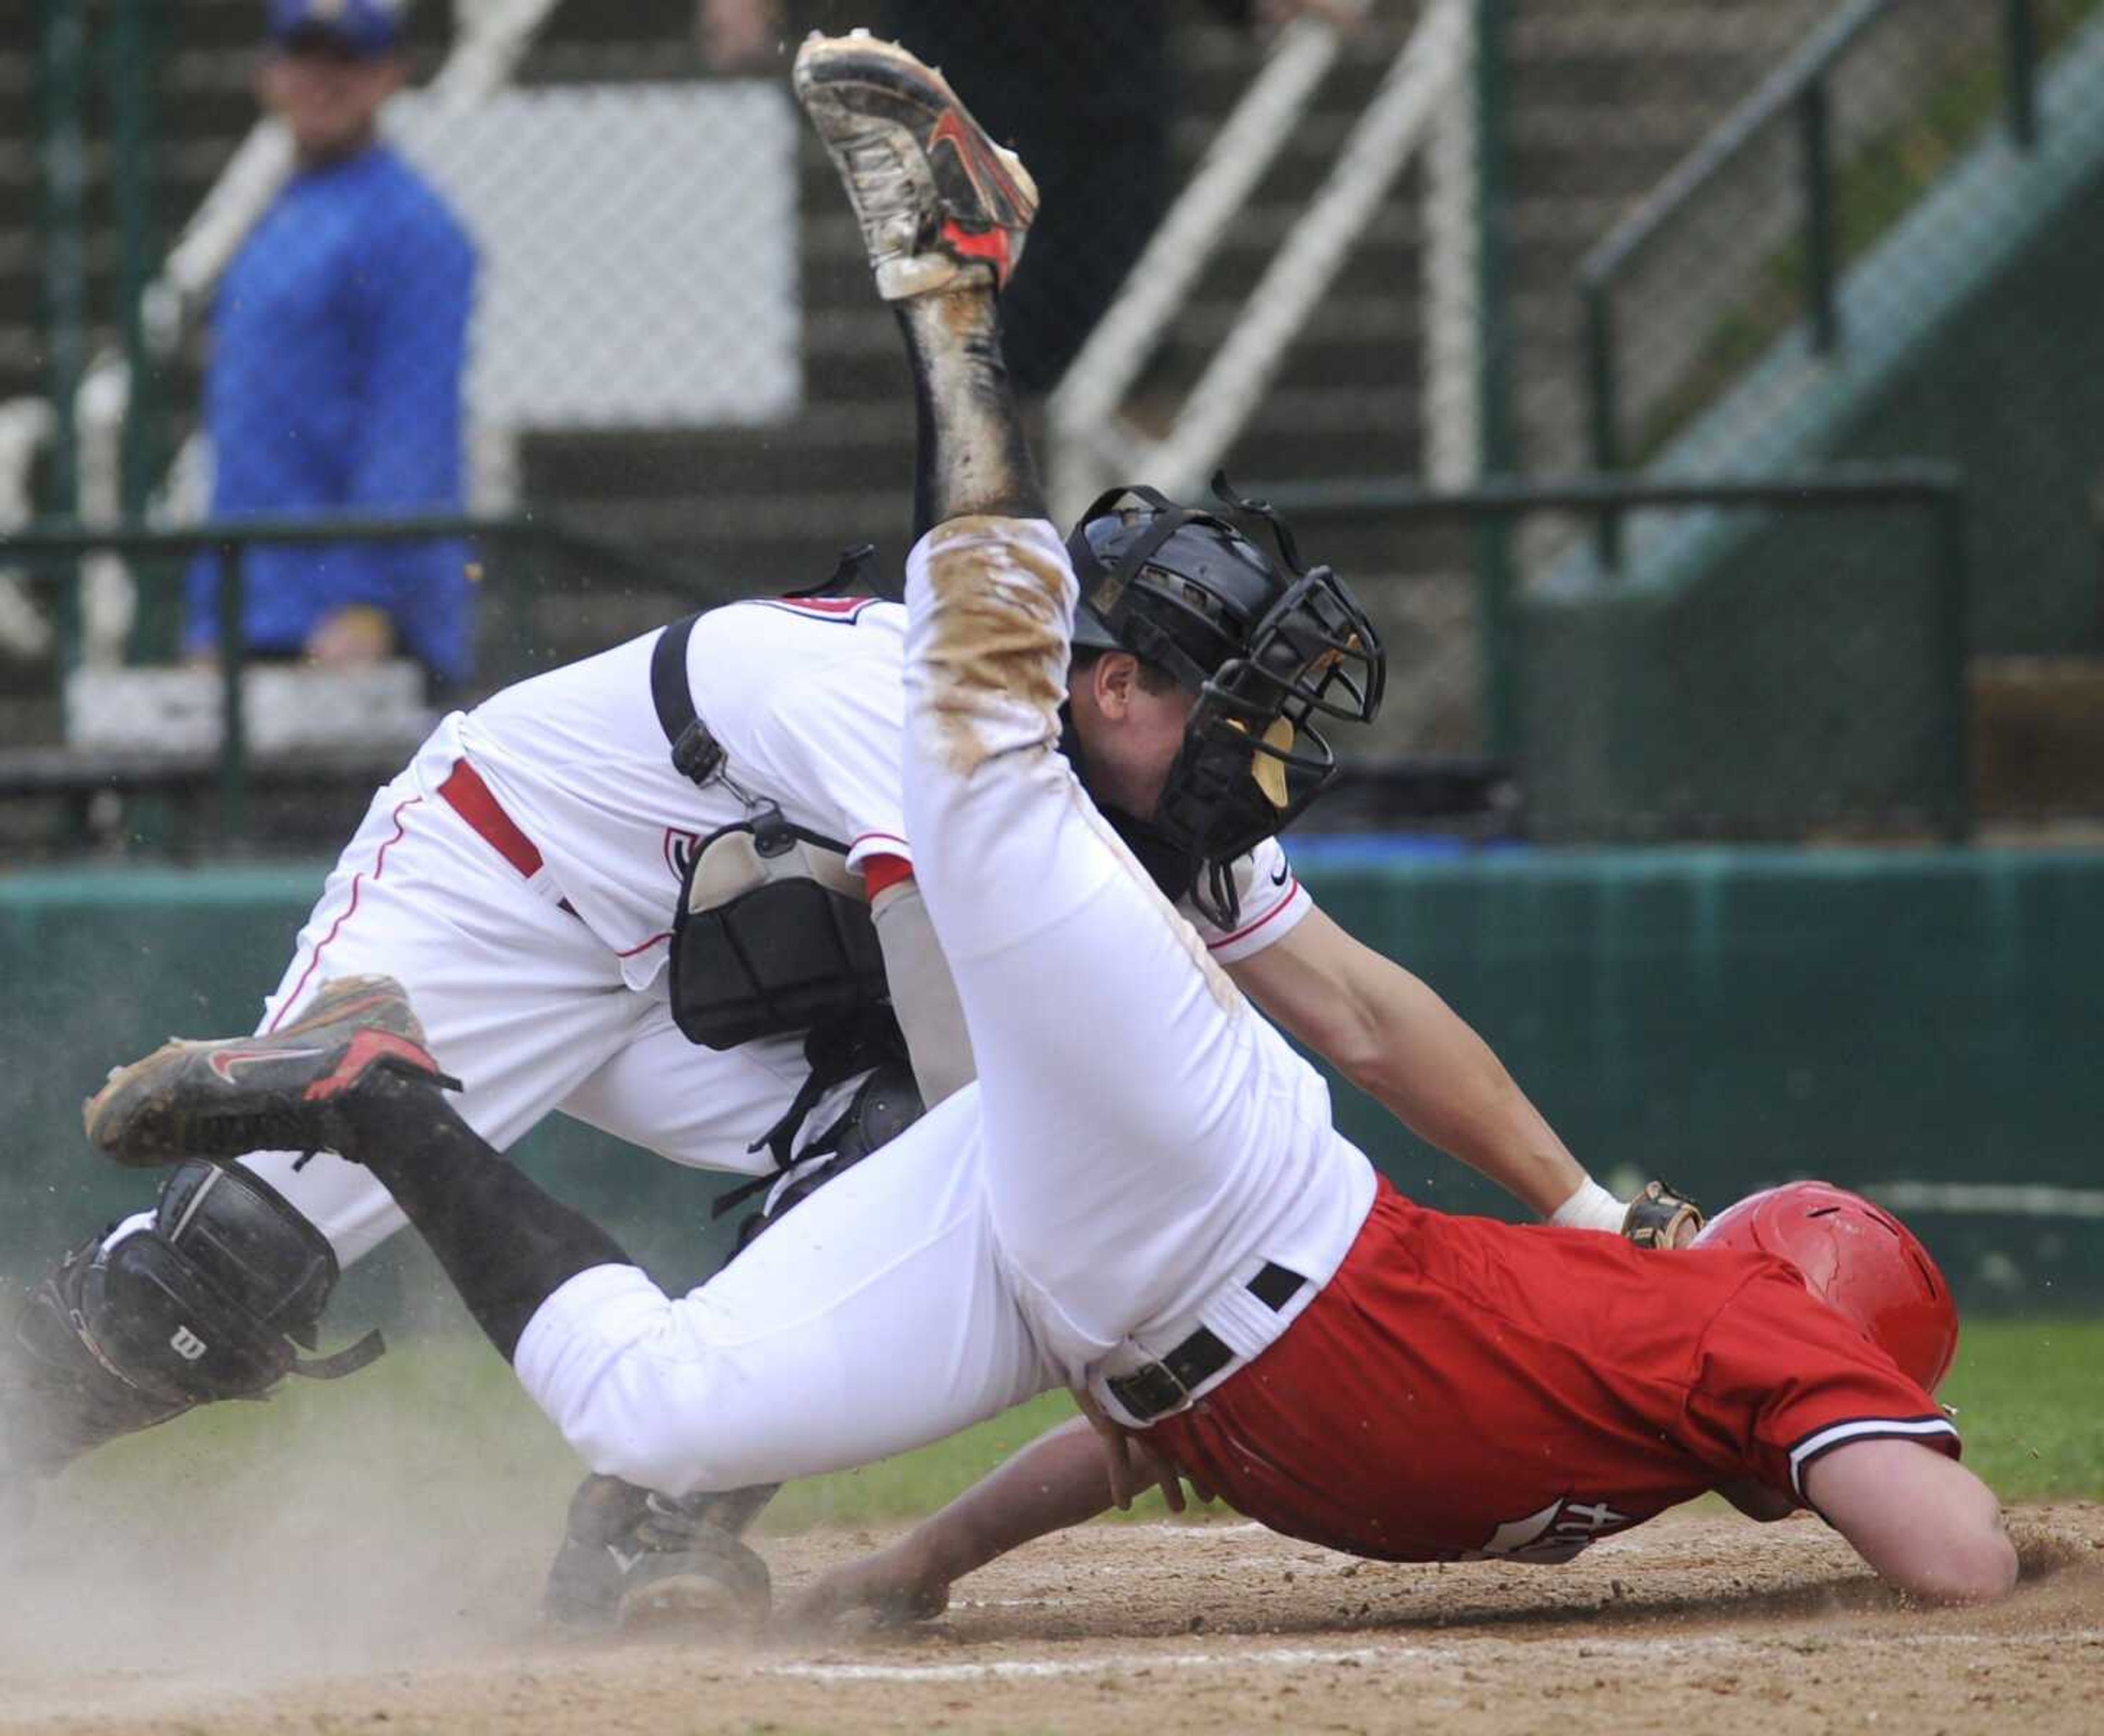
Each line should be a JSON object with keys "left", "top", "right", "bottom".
{"left": 1510, "top": 2, "right": 1829, "bottom": 62}
{"left": 798, "top": 289, "right": 1420, "bottom": 409}
{"left": 521, "top": 364, "right": 1423, "bottom": 514}
{"left": 1971, "top": 656, "right": 2104, "bottom": 819}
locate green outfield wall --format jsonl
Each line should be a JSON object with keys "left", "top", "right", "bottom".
{"left": 2, "top": 846, "right": 2098, "bottom": 1315}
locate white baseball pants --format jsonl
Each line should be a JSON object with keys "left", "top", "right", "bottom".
{"left": 512, "top": 519, "right": 1371, "bottom": 1494}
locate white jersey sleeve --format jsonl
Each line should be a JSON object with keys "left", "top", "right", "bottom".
{"left": 1180, "top": 834, "right": 1311, "bottom": 963}
{"left": 688, "top": 599, "right": 913, "bottom": 873}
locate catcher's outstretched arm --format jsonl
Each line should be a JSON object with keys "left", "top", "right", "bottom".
{"left": 1226, "top": 907, "right": 1598, "bottom": 1221}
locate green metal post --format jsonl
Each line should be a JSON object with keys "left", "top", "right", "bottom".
{"left": 1581, "top": 280, "right": 1623, "bottom": 572}
{"left": 2003, "top": 0, "right": 2039, "bottom": 152}
{"left": 36, "top": 0, "right": 89, "bottom": 663}
{"left": 1932, "top": 491, "right": 1974, "bottom": 844}
{"left": 110, "top": 0, "right": 171, "bottom": 656}
{"left": 103, "top": 0, "right": 178, "bottom": 850}
{"left": 1472, "top": 0, "right": 1520, "bottom": 763}
{"left": 215, "top": 542, "right": 249, "bottom": 842}
{"left": 496, "top": 524, "right": 539, "bottom": 678}
{"left": 1798, "top": 81, "right": 1839, "bottom": 354}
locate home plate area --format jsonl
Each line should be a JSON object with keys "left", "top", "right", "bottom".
{"left": 6, "top": 1504, "right": 2100, "bottom": 1735}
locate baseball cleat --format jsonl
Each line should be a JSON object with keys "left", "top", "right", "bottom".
{"left": 542, "top": 1474, "right": 773, "bottom": 1635}
{"left": 83, "top": 974, "right": 459, "bottom": 1170}
{"left": 793, "top": 29, "right": 1038, "bottom": 301}
{"left": 614, "top": 1543, "right": 773, "bottom": 1633}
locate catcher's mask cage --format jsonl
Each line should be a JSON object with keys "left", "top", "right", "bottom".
{"left": 1694, "top": 1181, "right": 1960, "bottom": 1395}
{"left": 1066, "top": 473, "right": 1385, "bottom": 925}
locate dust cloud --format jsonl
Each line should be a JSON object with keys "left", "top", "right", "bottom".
{"left": 0, "top": 1326, "right": 576, "bottom": 1722}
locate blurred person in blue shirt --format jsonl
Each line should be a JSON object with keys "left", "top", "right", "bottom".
{"left": 187, "top": 0, "right": 478, "bottom": 689}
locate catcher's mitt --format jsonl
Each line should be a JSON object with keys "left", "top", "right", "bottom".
{"left": 1621, "top": 1180, "right": 1705, "bottom": 1250}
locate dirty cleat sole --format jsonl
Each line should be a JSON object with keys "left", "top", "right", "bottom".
{"left": 83, "top": 973, "right": 459, "bottom": 1169}
{"left": 615, "top": 1543, "right": 773, "bottom": 1635}
{"left": 793, "top": 30, "right": 1038, "bottom": 301}
{"left": 544, "top": 1474, "right": 775, "bottom": 1636}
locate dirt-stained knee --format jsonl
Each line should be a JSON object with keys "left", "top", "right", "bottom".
{"left": 922, "top": 518, "right": 1072, "bottom": 773}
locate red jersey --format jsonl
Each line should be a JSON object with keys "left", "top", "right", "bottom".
{"left": 1151, "top": 1180, "right": 1958, "bottom": 1563}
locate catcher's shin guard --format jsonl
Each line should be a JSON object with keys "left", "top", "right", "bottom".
{"left": 729, "top": 1056, "right": 924, "bottom": 1252}
{"left": 543, "top": 1474, "right": 774, "bottom": 1632}
{"left": 1, "top": 1247, "right": 189, "bottom": 1485}
{"left": 0, "top": 1161, "right": 380, "bottom": 1490}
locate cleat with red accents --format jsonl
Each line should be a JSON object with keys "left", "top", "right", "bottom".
{"left": 792, "top": 30, "right": 1038, "bottom": 302}
{"left": 82, "top": 973, "right": 461, "bottom": 1171}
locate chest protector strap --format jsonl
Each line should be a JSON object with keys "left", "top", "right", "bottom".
{"left": 651, "top": 612, "right": 725, "bottom": 785}
{"left": 653, "top": 614, "right": 889, "bottom": 1050}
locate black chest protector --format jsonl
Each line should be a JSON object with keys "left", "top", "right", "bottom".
{"left": 653, "top": 611, "right": 893, "bottom": 1053}
{"left": 667, "top": 805, "right": 890, "bottom": 1051}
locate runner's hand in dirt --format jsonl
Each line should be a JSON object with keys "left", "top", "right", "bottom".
{"left": 781, "top": 1534, "right": 952, "bottom": 1635}
{"left": 784, "top": 1401, "right": 1217, "bottom": 1634}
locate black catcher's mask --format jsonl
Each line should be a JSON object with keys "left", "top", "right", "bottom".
{"left": 1065, "top": 473, "right": 1385, "bottom": 926}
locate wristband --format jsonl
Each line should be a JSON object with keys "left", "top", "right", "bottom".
{"left": 1548, "top": 1177, "right": 1625, "bottom": 1233}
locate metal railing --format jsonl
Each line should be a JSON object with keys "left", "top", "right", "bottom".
{"left": 0, "top": 512, "right": 716, "bottom": 840}
{"left": 1045, "top": 0, "right": 1470, "bottom": 518}
{"left": 1574, "top": 0, "right": 2047, "bottom": 566}
{"left": 1249, "top": 463, "right": 1974, "bottom": 842}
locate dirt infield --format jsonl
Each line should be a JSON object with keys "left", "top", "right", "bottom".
{"left": 3, "top": 1499, "right": 2098, "bottom": 1735}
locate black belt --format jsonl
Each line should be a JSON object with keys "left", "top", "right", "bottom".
{"left": 1105, "top": 1261, "right": 1306, "bottom": 1423}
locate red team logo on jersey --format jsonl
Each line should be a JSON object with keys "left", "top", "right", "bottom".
{"left": 664, "top": 827, "right": 702, "bottom": 883}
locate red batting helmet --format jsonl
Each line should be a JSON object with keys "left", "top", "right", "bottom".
{"left": 1693, "top": 1181, "right": 1959, "bottom": 1394}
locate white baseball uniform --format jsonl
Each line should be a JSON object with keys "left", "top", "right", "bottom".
{"left": 508, "top": 519, "right": 1376, "bottom": 1496}
{"left": 104, "top": 589, "right": 1313, "bottom": 1273}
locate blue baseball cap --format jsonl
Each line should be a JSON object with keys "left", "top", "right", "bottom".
{"left": 266, "top": 0, "right": 403, "bottom": 57}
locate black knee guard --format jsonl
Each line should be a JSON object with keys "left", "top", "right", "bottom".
{"left": 0, "top": 1161, "right": 381, "bottom": 1480}
{"left": 734, "top": 1059, "right": 925, "bottom": 1252}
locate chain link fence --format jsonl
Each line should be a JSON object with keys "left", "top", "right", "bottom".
{"left": 1268, "top": 470, "right": 1970, "bottom": 842}
{"left": 4, "top": 2, "right": 1358, "bottom": 696}
{"left": 1574, "top": 0, "right": 2104, "bottom": 645}
{"left": 1581, "top": 0, "right": 2102, "bottom": 470}
{"left": 3, "top": 1, "right": 2100, "bottom": 856}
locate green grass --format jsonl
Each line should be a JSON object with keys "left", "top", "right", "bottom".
{"left": 763, "top": 1391, "right": 1087, "bottom": 1533}
{"left": 1937, "top": 1316, "right": 2104, "bottom": 1502}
